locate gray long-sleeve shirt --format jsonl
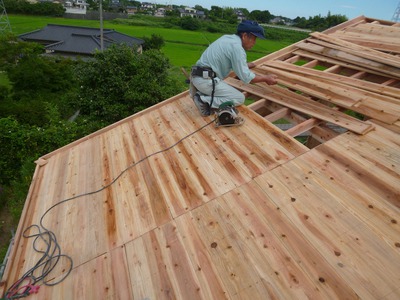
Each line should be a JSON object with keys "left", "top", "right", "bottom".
{"left": 195, "top": 34, "right": 256, "bottom": 84}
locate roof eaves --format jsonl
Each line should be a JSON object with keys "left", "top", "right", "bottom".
{"left": 18, "top": 29, "right": 42, "bottom": 39}
{"left": 46, "top": 23, "right": 113, "bottom": 32}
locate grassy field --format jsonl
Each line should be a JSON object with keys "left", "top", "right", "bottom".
{"left": 9, "top": 14, "right": 294, "bottom": 67}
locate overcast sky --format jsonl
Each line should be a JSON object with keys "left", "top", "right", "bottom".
{"left": 164, "top": 0, "right": 398, "bottom": 21}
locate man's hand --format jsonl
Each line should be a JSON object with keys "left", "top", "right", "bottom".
{"left": 251, "top": 74, "right": 278, "bottom": 85}
{"left": 264, "top": 74, "right": 278, "bottom": 85}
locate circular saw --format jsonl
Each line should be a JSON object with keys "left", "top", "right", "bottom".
{"left": 215, "top": 105, "right": 245, "bottom": 127}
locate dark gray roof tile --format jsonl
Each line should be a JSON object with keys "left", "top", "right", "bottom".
{"left": 19, "top": 24, "right": 144, "bottom": 55}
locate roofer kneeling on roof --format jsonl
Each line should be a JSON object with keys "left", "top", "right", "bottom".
{"left": 190, "top": 20, "right": 278, "bottom": 126}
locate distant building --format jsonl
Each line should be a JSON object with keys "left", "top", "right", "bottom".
{"left": 109, "top": 0, "right": 122, "bottom": 12}
{"left": 126, "top": 6, "right": 138, "bottom": 15}
{"left": 270, "top": 17, "right": 282, "bottom": 24}
{"left": 19, "top": 24, "right": 144, "bottom": 58}
{"left": 179, "top": 7, "right": 195, "bottom": 17}
{"left": 154, "top": 7, "right": 166, "bottom": 17}
{"left": 141, "top": 2, "right": 154, "bottom": 10}
{"left": 235, "top": 10, "right": 246, "bottom": 22}
{"left": 195, "top": 10, "right": 205, "bottom": 19}
{"left": 64, "top": 0, "right": 88, "bottom": 14}
{"left": 178, "top": 7, "right": 205, "bottom": 19}
{"left": 74, "top": 0, "right": 87, "bottom": 9}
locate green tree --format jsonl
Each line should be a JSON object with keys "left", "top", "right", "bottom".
{"left": 180, "top": 16, "right": 201, "bottom": 31}
{"left": 86, "top": 0, "right": 98, "bottom": 10}
{"left": 294, "top": 16, "right": 307, "bottom": 27}
{"left": 142, "top": 34, "right": 165, "bottom": 51}
{"left": 3, "top": 0, "right": 30, "bottom": 14}
{"left": 209, "top": 5, "right": 223, "bottom": 21}
{"left": 222, "top": 7, "right": 238, "bottom": 24}
{"left": 8, "top": 56, "right": 77, "bottom": 98}
{"left": 0, "top": 35, "right": 79, "bottom": 125}
{"left": 74, "top": 44, "right": 182, "bottom": 123}
{"left": 294, "top": 12, "right": 347, "bottom": 30}
{"left": 0, "top": 105, "right": 101, "bottom": 222}
{"left": 0, "top": 34, "right": 43, "bottom": 72}
{"left": 128, "top": 0, "right": 141, "bottom": 7}
{"left": 4, "top": 0, "right": 65, "bottom": 16}
{"left": 194, "top": 5, "right": 206, "bottom": 11}
{"left": 4, "top": 55, "right": 78, "bottom": 125}
{"left": 165, "top": 9, "right": 180, "bottom": 17}
{"left": 0, "top": 104, "right": 88, "bottom": 185}
{"left": 326, "top": 12, "right": 348, "bottom": 28}
{"left": 249, "top": 10, "right": 272, "bottom": 23}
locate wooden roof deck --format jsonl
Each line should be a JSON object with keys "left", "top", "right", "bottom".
{"left": 1, "top": 16, "right": 399, "bottom": 299}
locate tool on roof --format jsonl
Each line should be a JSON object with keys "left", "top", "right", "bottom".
{"left": 215, "top": 102, "right": 245, "bottom": 127}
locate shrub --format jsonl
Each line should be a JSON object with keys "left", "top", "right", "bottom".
{"left": 74, "top": 44, "right": 182, "bottom": 123}
{"left": 0, "top": 85, "right": 10, "bottom": 101}
{"left": 180, "top": 16, "right": 201, "bottom": 31}
{"left": 142, "top": 34, "right": 165, "bottom": 51}
{"left": 4, "top": 0, "right": 65, "bottom": 16}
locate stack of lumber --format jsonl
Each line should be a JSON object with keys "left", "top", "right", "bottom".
{"left": 328, "top": 22, "right": 400, "bottom": 54}
{"left": 233, "top": 17, "right": 400, "bottom": 136}
{"left": 297, "top": 32, "right": 400, "bottom": 79}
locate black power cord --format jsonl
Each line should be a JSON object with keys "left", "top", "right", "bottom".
{"left": 4, "top": 117, "right": 216, "bottom": 299}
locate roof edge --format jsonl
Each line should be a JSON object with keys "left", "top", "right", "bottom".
{"left": 39, "top": 90, "right": 190, "bottom": 161}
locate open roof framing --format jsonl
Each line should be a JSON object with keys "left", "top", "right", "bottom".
{"left": 1, "top": 16, "right": 399, "bottom": 299}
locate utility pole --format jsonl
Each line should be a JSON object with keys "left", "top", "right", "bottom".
{"left": 393, "top": 1, "right": 400, "bottom": 22}
{"left": 0, "top": 0, "right": 12, "bottom": 34}
{"left": 99, "top": 0, "right": 103, "bottom": 51}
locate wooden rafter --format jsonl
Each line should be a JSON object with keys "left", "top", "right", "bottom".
{"left": 226, "top": 77, "right": 374, "bottom": 135}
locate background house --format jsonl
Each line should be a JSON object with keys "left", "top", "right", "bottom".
{"left": 154, "top": 7, "right": 166, "bottom": 17}
{"left": 18, "top": 24, "right": 145, "bottom": 58}
{"left": 126, "top": 5, "right": 138, "bottom": 15}
{"left": 178, "top": 7, "right": 205, "bottom": 18}
{"left": 235, "top": 9, "right": 246, "bottom": 21}
{"left": 140, "top": 2, "right": 154, "bottom": 10}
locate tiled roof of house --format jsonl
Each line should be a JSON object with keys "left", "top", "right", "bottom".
{"left": 19, "top": 24, "right": 144, "bottom": 55}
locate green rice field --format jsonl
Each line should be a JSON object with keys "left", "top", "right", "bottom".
{"left": 9, "top": 15, "right": 293, "bottom": 67}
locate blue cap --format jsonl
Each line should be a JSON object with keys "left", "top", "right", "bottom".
{"left": 237, "top": 20, "right": 266, "bottom": 39}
